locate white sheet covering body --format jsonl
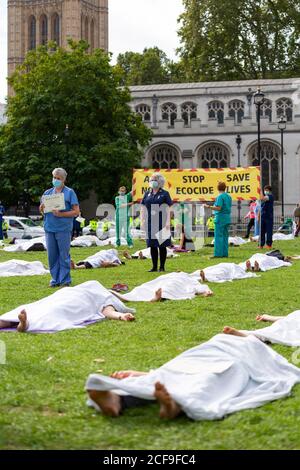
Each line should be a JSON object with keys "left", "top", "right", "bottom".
{"left": 113, "top": 272, "right": 211, "bottom": 302}
{"left": 0, "top": 280, "right": 134, "bottom": 332}
{"left": 239, "top": 253, "right": 291, "bottom": 272}
{"left": 244, "top": 310, "right": 300, "bottom": 346}
{"left": 3, "top": 237, "right": 46, "bottom": 252}
{"left": 83, "top": 249, "right": 121, "bottom": 268}
{"left": 86, "top": 334, "right": 300, "bottom": 421}
{"left": 71, "top": 235, "right": 103, "bottom": 247}
{"left": 0, "top": 259, "right": 49, "bottom": 277}
{"left": 251, "top": 233, "right": 294, "bottom": 241}
{"left": 190, "top": 263, "right": 257, "bottom": 283}
{"left": 211, "top": 237, "right": 249, "bottom": 246}
{"left": 131, "top": 247, "right": 178, "bottom": 259}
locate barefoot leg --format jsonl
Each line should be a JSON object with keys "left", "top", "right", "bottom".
{"left": 17, "top": 309, "right": 29, "bottom": 333}
{"left": 245, "top": 260, "right": 251, "bottom": 271}
{"left": 254, "top": 261, "right": 260, "bottom": 272}
{"left": 223, "top": 326, "right": 248, "bottom": 337}
{"left": 87, "top": 390, "right": 122, "bottom": 417}
{"left": 256, "top": 314, "right": 284, "bottom": 323}
{"left": 150, "top": 288, "right": 162, "bottom": 302}
{"left": 200, "top": 270, "right": 206, "bottom": 282}
{"left": 0, "top": 320, "right": 15, "bottom": 329}
{"left": 154, "top": 382, "right": 182, "bottom": 419}
{"left": 123, "top": 250, "right": 132, "bottom": 260}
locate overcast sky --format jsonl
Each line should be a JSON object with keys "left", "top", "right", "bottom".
{"left": 0, "top": 0, "right": 184, "bottom": 102}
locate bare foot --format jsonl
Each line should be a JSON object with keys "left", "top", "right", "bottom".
{"left": 138, "top": 251, "right": 144, "bottom": 260}
{"left": 254, "top": 260, "right": 260, "bottom": 272}
{"left": 123, "top": 250, "right": 132, "bottom": 260}
{"left": 201, "top": 289, "right": 213, "bottom": 297}
{"left": 87, "top": 390, "right": 122, "bottom": 417}
{"left": 119, "top": 313, "right": 135, "bottom": 322}
{"left": 17, "top": 309, "right": 29, "bottom": 332}
{"left": 246, "top": 260, "right": 251, "bottom": 271}
{"left": 151, "top": 288, "right": 162, "bottom": 302}
{"left": 256, "top": 314, "right": 280, "bottom": 322}
{"left": 223, "top": 326, "right": 247, "bottom": 337}
{"left": 154, "top": 382, "right": 181, "bottom": 419}
{"left": 200, "top": 270, "right": 206, "bottom": 282}
{"left": 70, "top": 259, "right": 75, "bottom": 269}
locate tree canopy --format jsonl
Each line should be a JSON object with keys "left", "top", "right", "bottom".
{"left": 0, "top": 41, "right": 152, "bottom": 206}
{"left": 178, "top": 0, "right": 300, "bottom": 81}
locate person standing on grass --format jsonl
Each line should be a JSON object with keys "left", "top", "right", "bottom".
{"left": 244, "top": 200, "right": 256, "bottom": 238}
{"left": 115, "top": 186, "right": 134, "bottom": 248}
{"left": 0, "top": 201, "right": 5, "bottom": 240}
{"left": 204, "top": 182, "right": 232, "bottom": 258}
{"left": 259, "top": 185, "right": 274, "bottom": 249}
{"left": 40, "top": 168, "right": 79, "bottom": 288}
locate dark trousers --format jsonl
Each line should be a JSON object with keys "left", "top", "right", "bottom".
{"left": 0, "top": 216, "right": 3, "bottom": 240}
{"left": 245, "top": 218, "right": 255, "bottom": 238}
{"left": 120, "top": 395, "right": 150, "bottom": 411}
{"left": 151, "top": 246, "right": 167, "bottom": 270}
{"left": 260, "top": 217, "right": 273, "bottom": 247}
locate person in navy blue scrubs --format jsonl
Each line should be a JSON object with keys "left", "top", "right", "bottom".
{"left": 40, "top": 168, "right": 79, "bottom": 287}
{"left": 141, "top": 173, "right": 173, "bottom": 272}
{"left": 260, "top": 185, "right": 274, "bottom": 248}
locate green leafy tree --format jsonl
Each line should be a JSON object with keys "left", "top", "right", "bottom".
{"left": 0, "top": 40, "right": 152, "bottom": 206}
{"left": 178, "top": 0, "right": 300, "bottom": 81}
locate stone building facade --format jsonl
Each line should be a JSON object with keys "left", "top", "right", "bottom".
{"left": 7, "top": 0, "right": 109, "bottom": 80}
{"left": 130, "top": 79, "right": 300, "bottom": 215}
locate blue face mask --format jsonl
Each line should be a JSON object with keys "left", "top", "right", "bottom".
{"left": 264, "top": 191, "right": 270, "bottom": 196}
{"left": 150, "top": 180, "right": 159, "bottom": 189}
{"left": 52, "top": 178, "right": 63, "bottom": 188}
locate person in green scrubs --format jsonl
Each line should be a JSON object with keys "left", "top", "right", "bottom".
{"left": 115, "top": 186, "right": 134, "bottom": 247}
{"left": 204, "top": 181, "right": 232, "bottom": 258}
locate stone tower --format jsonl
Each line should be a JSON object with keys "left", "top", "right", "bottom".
{"left": 7, "top": 0, "right": 109, "bottom": 84}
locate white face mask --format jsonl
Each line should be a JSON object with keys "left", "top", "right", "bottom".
{"left": 150, "top": 180, "right": 159, "bottom": 189}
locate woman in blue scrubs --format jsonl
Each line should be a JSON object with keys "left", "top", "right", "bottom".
{"left": 141, "top": 173, "right": 172, "bottom": 272}
{"left": 40, "top": 168, "right": 79, "bottom": 287}
{"left": 204, "top": 181, "right": 232, "bottom": 258}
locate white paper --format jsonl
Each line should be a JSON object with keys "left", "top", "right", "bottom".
{"left": 43, "top": 193, "right": 66, "bottom": 213}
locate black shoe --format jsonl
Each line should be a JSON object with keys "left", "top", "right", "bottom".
{"left": 148, "top": 268, "right": 157, "bottom": 272}
{"left": 159, "top": 268, "right": 165, "bottom": 272}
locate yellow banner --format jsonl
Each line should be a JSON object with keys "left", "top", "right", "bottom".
{"left": 133, "top": 167, "right": 261, "bottom": 202}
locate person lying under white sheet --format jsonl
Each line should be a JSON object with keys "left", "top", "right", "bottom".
{"left": 240, "top": 253, "right": 291, "bottom": 272}
{"left": 71, "top": 249, "right": 123, "bottom": 270}
{"left": 223, "top": 310, "right": 300, "bottom": 347}
{"left": 190, "top": 263, "right": 257, "bottom": 283}
{"left": 85, "top": 334, "right": 300, "bottom": 420}
{"left": 71, "top": 235, "right": 103, "bottom": 247}
{"left": 0, "top": 259, "right": 49, "bottom": 277}
{"left": 3, "top": 237, "right": 46, "bottom": 252}
{"left": 0, "top": 280, "right": 135, "bottom": 333}
{"left": 111, "top": 271, "right": 212, "bottom": 302}
{"left": 123, "top": 247, "right": 178, "bottom": 260}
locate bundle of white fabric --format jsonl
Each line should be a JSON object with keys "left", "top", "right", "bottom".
{"left": 210, "top": 237, "right": 249, "bottom": 246}
{"left": 190, "top": 263, "right": 257, "bottom": 283}
{"left": 239, "top": 253, "right": 291, "bottom": 272}
{"left": 0, "top": 259, "right": 49, "bottom": 277}
{"left": 131, "top": 247, "right": 178, "bottom": 259}
{"left": 0, "top": 280, "right": 134, "bottom": 333}
{"left": 3, "top": 237, "right": 46, "bottom": 252}
{"left": 71, "top": 235, "right": 103, "bottom": 247}
{"left": 85, "top": 334, "right": 300, "bottom": 421}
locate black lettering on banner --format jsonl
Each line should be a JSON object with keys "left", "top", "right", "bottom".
{"left": 144, "top": 176, "right": 150, "bottom": 183}
{"left": 176, "top": 187, "right": 214, "bottom": 195}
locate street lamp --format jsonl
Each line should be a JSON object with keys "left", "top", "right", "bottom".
{"left": 253, "top": 88, "right": 265, "bottom": 168}
{"left": 278, "top": 115, "right": 287, "bottom": 219}
{"left": 236, "top": 134, "right": 242, "bottom": 224}
{"left": 64, "top": 123, "right": 70, "bottom": 168}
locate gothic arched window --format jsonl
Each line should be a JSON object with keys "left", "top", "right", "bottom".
{"left": 135, "top": 104, "right": 151, "bottom": 122}
{"left": 260, "top": 99, "right": 272, "bottom": 122}
{"left": 250, "top": 141, "right": 280, "bottom": 200}
{"left": 228, "top": 100, "right": 245, "bottom": 124}
{"left": 90, "top": 19, "right": 95, "bottom": 50}
{"left": 208, "top": 101, "right": 224, "bottom": 124}
{"left": 51, "top": 13, "right": 60, "bottom": 46}
{"left": 40, "top": 15, "right": 48, "bottom": 45}
{"left": 181, "top": 102, "right": 197, "bottom": 126}
{"left": 198, "top": 143, "right": 230, "bottom": 168}
{"left": 151, "top": 145, "right": 179, "bottom": 169}
{"left": 161, "top": 103, "right": 177, "bottom": 127}
{"left": 28, "top": 16, "right": 36, "bottom": 50}
{"left": 276, "top": 98, "right": 293, "bottom": 122}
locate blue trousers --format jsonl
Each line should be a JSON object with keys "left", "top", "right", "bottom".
{"left": 260, "top": 217, "right": 273, "bottom": 247}
{"left": 45, "top": 231, "right": 72, "bottom": 286}
{"left": 214, "top": 222, "right": 229, "bottom": 257}
{"left": 0, "top": 216, "right": 3, "bottom": 240}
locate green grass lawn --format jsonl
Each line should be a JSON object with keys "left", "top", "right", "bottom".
{"left": 1, "top": 239, "right": 300, "bottom": 450}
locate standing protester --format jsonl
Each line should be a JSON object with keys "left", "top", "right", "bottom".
{"left": 206, "top": 214, "right": 215, "bottom": 238}
{"left": 204, "top": 182, "right": 232, "bottom": 258}
{"left": 0, "top": 201, "right": 5, "bottom": 240}
{"left": 141, "top": 173, "right": 173, "bottom": 272}
{"left": 40, "top": 168, "right": 79, "bottom": 288}
{"left": 244, "top": 201, "right": 256, "bottom": 238}
{"left": 259, "top": 185, "right": 274, "bottom": 249}
{"left": 254, "top": 200, "right": 261, "bottom": 237}
{"left": 115, "top": 186, "right": 134, "bottom": 248}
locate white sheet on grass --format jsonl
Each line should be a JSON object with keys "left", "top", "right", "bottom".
{"left": 86, "top": 334, "right": 300, "bottom": 421}
{"left": 71, "top": 235, "right": 104, "bottom": 247}
{"left": 3, "top": 236, "right": 46, "bottom": 252}
{"left": 112, "top": 271, "right": 212, "bottom": 301}
{"left": 211, "top": 236, "right": 249, "bottom": 246}
{"left": 131, "top": 247, "right": 178, "bottom": 259}
{"left": 190, "top": 263, "right": 258, "bottom": 283}
{"left": 243, "top": 310, "right": 300, "bottom": 346}
{"left": 239, "top": 253, "right": 291, "bottom": 272}
{"left": 0, "top": 259, "right": 49, "bottom": 277}
{"left": 0, "top": 280, "right": 135, "bottom": 332}
{"left": 82, "top": 249, "right": 122, "bottom": 268}
{"left": 251, "top": 233, "right": 294, "bottom": 242}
